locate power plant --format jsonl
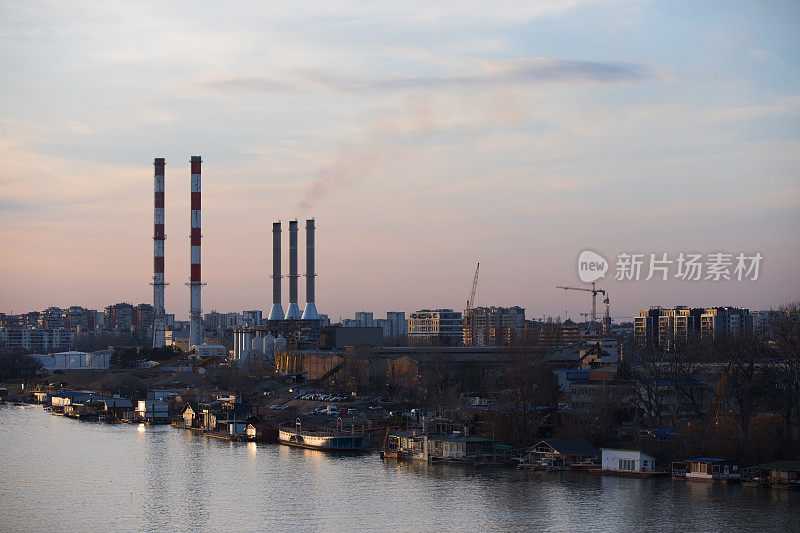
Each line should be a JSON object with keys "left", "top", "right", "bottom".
{"left": 148, "top": 155, "right": 321, "bottom": 356}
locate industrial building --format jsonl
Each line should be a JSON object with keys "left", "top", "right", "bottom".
{"left": 407, "top": 309, "right": 463, "bottom": 346}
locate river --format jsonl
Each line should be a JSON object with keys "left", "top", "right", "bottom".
{"left": 0, "top": 405, "right": 796, "bottom": 532}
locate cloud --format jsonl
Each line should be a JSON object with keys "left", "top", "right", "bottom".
{"left": 0, "top": 198, "right": 31, "bottom": 211}
{"left": 747, "top": 48, "right": 784, "bottom": 65}
{"left": 199, "top": 58, "right": 654, "bottom": 97}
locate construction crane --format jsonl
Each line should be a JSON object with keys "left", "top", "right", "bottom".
{"left": 556, "top": 282, "right": 606, "bottom": 330}
{"left": 466, "top": 262, "right": 480, "bottom": 311}
{"left": 709, "top": 359, "right": 733, "bottom": 424}
{"left": 603, "top": 295, "right": 611, "bottom": 335}
{"left": 465, "top": 262, "right": 480, "bottom": 346}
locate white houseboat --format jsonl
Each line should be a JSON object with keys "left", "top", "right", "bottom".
{"left": 279, "top": 419, "right": 370, "bottom": 452}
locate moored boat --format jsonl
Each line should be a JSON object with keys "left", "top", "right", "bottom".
{"left": 278, "top": 419, "right": 370, "bottom": 452}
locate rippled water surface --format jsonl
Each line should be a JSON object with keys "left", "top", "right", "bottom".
{"left": 0, "top": 405, "right": 796, "bottom": 532}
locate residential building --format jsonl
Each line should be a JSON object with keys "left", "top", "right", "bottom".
{"left": 242, "top": 310, "right": 263, "bottom": 326}
{"left": 0, "top": 327, "right": 75, "bottom": 352}
{"left": 463, "top": 306, "right": 525, "bottom": 346}
{"left": 104, "top": 303, "right": 134, "bottom": 332}
{"left": 700, "top": 307, "right": 752, "bottom": 340}
{"left": 528, "top": 320, "right": 581, "bottom": 347}
{"left": 38, "top": 307, "right": 64, "bottom": 329}
{"left": 752, "top": 310, "right": 781, "bottom": 340}
{"left": 634, "top": 306, "right": 751, "bottom": 350}
{"left": 407, "top": 309, "right": 463, "bottom": 346}
{"left": 386, "top": 312, "right": 407, "bottom": 338}
{"left": 133, "top": 303, "right": 155, "bottom": 334}
{"left": 355, "top": 312, "right": 374, "bottom": 328}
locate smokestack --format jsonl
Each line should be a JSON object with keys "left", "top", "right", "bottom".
{"left": 268, "top": 222, "right": 285, "bottom": 320}
{"left": 152, "top": 158, "right": 167, "bottom": 348}
{"left": 285, "top": 220, "right": 301, "bottom": 320}
{"left": 188, "top": 156, "right": 203, "bottom": 348}
{"left": 301, "top": 218, "right": 319, "bottom": 320}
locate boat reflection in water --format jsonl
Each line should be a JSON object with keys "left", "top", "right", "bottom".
{"left": 278, "top": 418, "right": 370, "bottom": 452}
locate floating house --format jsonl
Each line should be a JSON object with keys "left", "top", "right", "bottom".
{"left": 102, "top": 398, "right": 134, "bottom": 421}
{"left": 427, "top": 435, "right": 494, "bottom": 462}
{"left": 136, "top": 400, "right": 169, "bottom": 424}
{"left": 750, "top": 461, "right": 800, "bottom": 489}
{"left": 245, "top": 422, "right": 279, "bottom": 442}
{"left": 601, "top": 449, "right": 657, "bottom": 473}
{"left": 524, "top": 439, "right": 599, "bottom": 468}
{"left": 180, "top": 402, "right": 202, "bottom": 429}
{"left": 685, "top": 458, "right": 740, "bottom": 483}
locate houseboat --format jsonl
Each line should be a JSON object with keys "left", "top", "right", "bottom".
{"left": 278, "top": 419, "right": 370, "bottom": 452}
{"left": 684, "top": 458, "right": 740, "bottom": 483}
{"left": 520, "top": 439, "right": 599, "bottom": 470}
{"left": 749, "top": 461, "right": 800, "bottom": 490}
{"left": 599, "top": 449, "right": 665, "bottom": 476}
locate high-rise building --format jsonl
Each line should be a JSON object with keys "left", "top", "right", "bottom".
{"left": 752, "top": 309, "right": 781, "bottom": 339}
{"left": 134, "top": 304, "right": 155, "bottom": 334}
{"left": 386, "top": 312, "right": 407, "bottom": 338}
{"left": 407, "top": 309, "right": 463, "bottom": 346}
{"left": 38, "top": 307, "right": 64, "bottom": 329}
{"left": 242, "top": 310, "right": 263, "bottom": 326}
{"left": 355, "top": 312, "right": 374, "bottom": 328}
{"left": 700, "top": 307, "right": 752, "bottom": 340}
{"left": 463, "top": 306, "right": 525, "bottom": 346}
{"left": 104, "top": 303, "right": 134, "bottom": 332}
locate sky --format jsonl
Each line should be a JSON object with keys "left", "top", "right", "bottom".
{"left": 0, "top": 0, "right": 798, "bottom": 322}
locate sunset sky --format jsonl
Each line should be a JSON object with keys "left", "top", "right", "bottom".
{"left": 1, "top": 0, "right": 798, "bottom": 321}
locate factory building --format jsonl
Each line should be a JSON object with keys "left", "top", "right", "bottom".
{"left": 463, "top": 306, "right": 525, "bottom": 346}
{"left": 408, "top": 309, "right": 463, "bottom": 346}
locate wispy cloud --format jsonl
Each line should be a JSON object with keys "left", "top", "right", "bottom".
{"left": 200, "top": 58, "right": 655, "bottom": 96}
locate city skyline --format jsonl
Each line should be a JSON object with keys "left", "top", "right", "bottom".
{"left": 1, "top": 1, "right": 798, "bottom": 320}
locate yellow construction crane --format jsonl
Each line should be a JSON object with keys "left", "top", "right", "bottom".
{"left": 556, "top": 282, "right": 606, "bottom": 330}
{"left": 465, "top": 263, "right": 480, "bottom": 345}
{"left": 709, "top": 359, "right": 733, "bottom": 423}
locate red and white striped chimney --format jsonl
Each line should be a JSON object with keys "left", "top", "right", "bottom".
{"left": 188, "top": 156, "right": 203, "bottom": 347}
{"left": 152, "top": 158, "right": 167, "bottom": 348}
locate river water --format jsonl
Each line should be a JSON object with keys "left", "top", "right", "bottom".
{"left": 0, "top": 405, "right": 796, "bottom": 532}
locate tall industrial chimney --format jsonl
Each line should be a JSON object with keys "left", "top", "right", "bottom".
{"left": 268, "top": 221, "right": 285, "bottom": 320}
{"left": 188, "top": 156, "right": 203, "bottom": 348}
{"left": 301, "top": 218, "right": 319, "bottom": 320}
{"left": 152, "top": 158, "right": 167, "bottom": 348}
{"left": 285, "top": 220, "right": 301, "bottom": 320}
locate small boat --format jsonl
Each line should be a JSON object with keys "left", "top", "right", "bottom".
{"left": 278, "top": 419, "right": 370, "bottom": 452}
{"left": 571, "top": 458, "right": 601, "bottom": 471}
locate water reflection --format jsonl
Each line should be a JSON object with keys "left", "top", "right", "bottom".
{"left": 0, "top": 406, "right": 797, "bottom": 533}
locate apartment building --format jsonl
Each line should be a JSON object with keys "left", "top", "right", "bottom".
{"left": 463, "top": 306, "right": 525, "bottom": 346}
{"left": 408, "top": 309, "right": 463, "bottom": 346}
